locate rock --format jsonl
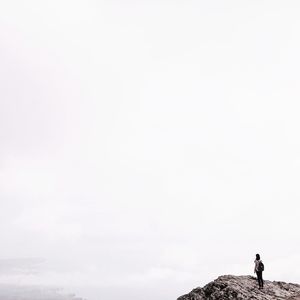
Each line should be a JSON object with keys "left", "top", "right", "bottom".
{"left": 177, "top": 275, "right": 300, "bottom": 300}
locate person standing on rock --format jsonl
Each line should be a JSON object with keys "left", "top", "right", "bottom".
{"left": 254, "top": 253, "right": 264, "bottom": 289}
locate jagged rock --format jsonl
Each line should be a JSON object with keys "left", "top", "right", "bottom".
{"left": 177, "top": 275, "right": 300, "bottom": 300}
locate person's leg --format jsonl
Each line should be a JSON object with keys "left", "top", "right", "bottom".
{"left": 257, "top": 272, "right": 263, "bottom": 288}
{"left": 256, "top": 271, "right": 260, "bottom": 287}
{"left": 261, "top": 272, "right": 264, "bottom": 288}
{"left": 259, "top": 272, "right": 263, "bottom": 288}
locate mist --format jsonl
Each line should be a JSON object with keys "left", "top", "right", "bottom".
{"left": 1, "top": 1, "right": 300, "bottom": 299}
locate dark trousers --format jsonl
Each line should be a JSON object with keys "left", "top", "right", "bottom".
{"left": 256, "top": 271, "right": 263, "bottom": 288}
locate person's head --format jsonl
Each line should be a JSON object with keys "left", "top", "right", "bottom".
{"left": 256, "top": 254, "right": 260, "bottom": 260}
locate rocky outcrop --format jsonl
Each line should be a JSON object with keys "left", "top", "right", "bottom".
{"left": 177, "top": 275, "right": 300, "bottom": 300}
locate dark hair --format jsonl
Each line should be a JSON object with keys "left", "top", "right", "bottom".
{"left": 256, "top": 254, "right": 260, "bottom": 260}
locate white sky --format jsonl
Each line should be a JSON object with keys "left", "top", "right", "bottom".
{"left": 1, "top": 1, "right": 300, "bottom": 299}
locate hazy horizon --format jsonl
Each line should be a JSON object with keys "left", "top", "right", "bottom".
{"left": 1, "top": 1, "right": 300, "bottom": 299}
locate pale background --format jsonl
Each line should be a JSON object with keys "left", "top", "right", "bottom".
{"left": 1, "top": 1, "right": 300, "bottom": 300}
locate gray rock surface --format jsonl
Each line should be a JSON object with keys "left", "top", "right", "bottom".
{"left": 177, "top": 275, "right": 300, "bottom": 300}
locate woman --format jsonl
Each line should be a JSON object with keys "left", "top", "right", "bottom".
{"left": 254, "top": 253, "right": 264, "bottom": 289}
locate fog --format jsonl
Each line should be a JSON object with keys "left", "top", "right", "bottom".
{"left": 1, "top": 1, "right": 300, "bottom": 299}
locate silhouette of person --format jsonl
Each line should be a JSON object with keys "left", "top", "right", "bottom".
{"left": 254, "top": 253, "right": 264, "bottom": 289}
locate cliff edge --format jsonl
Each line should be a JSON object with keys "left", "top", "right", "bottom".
{"left": 177, "top": 275, "right": 300, "bottom": 300}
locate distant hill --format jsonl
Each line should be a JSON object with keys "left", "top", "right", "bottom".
{"left": 0, "top": 284, "right": 84, "bottom": 300}
{"left": 177, "top": 275, "right": 300, "bottom": 300}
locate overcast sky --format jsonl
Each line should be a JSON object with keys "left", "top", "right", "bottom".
{"left": 1, "top": 1, "right": 300, "bottom": 300}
